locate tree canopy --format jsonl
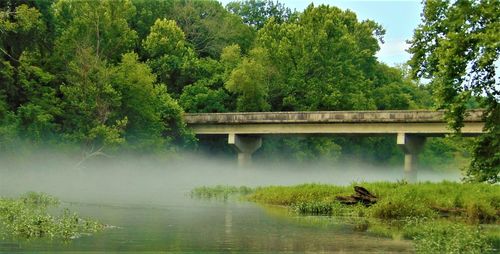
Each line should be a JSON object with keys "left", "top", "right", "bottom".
{"left": 0, "top": 0, "right": 475, "bottom": 172}
{"left": 409, "top": 0, "right": 499, "bottom": 183}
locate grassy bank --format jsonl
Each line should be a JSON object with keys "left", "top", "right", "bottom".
{"left": 192, "top": 181, "right": 500, "bottom": 253}
{"left": 249, "top": 181, "right": 499, "bottom": 222}
{"left": 0, "top": 192, "right": 104, "bottom": 240}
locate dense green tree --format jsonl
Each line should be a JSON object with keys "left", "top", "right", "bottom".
{"left": 178, "top": 45, "right": 240, "bottom": 113}
{"left": 0, "top": 94, "right": 18, "bottom": 150}
{"left": 372, "top": 64, "right": 433, "bottom": 110}
{"left": 169, "top": 0, "right": 255, "bottom": 58}
{"left": 0, "top": 0, "right": 474, "bottom": 169}
{"left": 60, "top": 47, "right": 125, "bottom": 157}
{"left": 130, "top": 0, "right": 174, "bottom": 40}
{"left": 409, "top": 0, "right": 499, "bottom": 183}
{"left": 225, "top": 47, "right": 271, "bottom": 111}
{"left": 180, "top": 83, "right": 229, "bottom": 113}
{"left": 142, "top": 18, "right": 196, "bottom": 96}
{"left": 52, "top": 0, "right": 137, "bottom": 64}
{"left": 256, "top": 4, "right": 384, "bottom": 111}
{"left": 1, "top": 4, "right": 47, "bottom": 109}
{"left": 16, "top": 51, "right": 61, "bottom": 141}
{"left": 112, "top": 53, "right": 164, "bottom": 149}
{"left": 226, "top": 0, "right": 293, "bottom": 29}
{"left": 114, "top": 52, "right": 194, "bottom": 149}
{"left": 257, "top": 136, "right": 342, "bottom": 163}
{"left": 0, "top": 3, "right": 62, "bottom": 144}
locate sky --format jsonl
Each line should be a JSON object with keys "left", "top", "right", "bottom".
{"left": 219, "top": 0, "right": 424, "bottom": 66}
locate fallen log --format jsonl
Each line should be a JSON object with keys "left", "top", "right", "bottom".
{"left": 336, "top": 186, "right": 377, "bottom": 206}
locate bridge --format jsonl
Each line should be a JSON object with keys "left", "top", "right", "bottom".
{"left": 184, "top": 110, "right": 485, "bottom": 182}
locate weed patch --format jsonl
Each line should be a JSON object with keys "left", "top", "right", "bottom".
{"left": 0, "top": 192, "right": 104, "bottom": 240}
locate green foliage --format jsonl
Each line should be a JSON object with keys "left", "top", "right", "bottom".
{"left": 169, "top": 0, "right": 255, "bottom": 58}
{"left": 256, "top": 4, "right": 384, "bottom": 111}
{"left": 226, "top": 0, "right": 293, "bottom": 29}
{"left": 180, "top": 83, "right": 229, "bottom": 113}
{"left": 16, "top": 51, "right": 62, "bottom": 142}
{"left": 0, "top": 0, "right": 482, "bottom": 169}
{"left": 257, "top": 136, "right": 342, "bottom": 163}
{"left": 369, "top": 196, "right": 437, "bottom": 220}
{"left": 292, "top": 201, "right": 334, "bottom": 215}
{"left": 419, "top": 137, "right": 471, "bottom": 171}
{"left": 60, "top": 47, "right": 125, "bottom": 149}
{"left": 225, "top": 47, "right": 271, "bottom": 111}
{"left": 53, "top": 0, "right": 137, "bottom": 63}
{"left": 467, "top": 129, "right": 500, "bottom": 183}
{"left": 190, "top": 185, "right": 253, "bottom": 201}
{"left": 409, "top": 0, "right": 500, "bottom": 183}
{"left": 0, "top": 95, "right": 18, "bottom": 150}
{"left": 247, "top": 182, "right": 499, "bottom": 252}
{"left": 130, "top": 0, "right": 174, "bottom": 40}
{"left": 20, "top": 191, "right": 59, "bottom": 207}
{"left": 1, "top": 4, "right": 48, "bottom": 109}
{"left": 0, "top": 4, "right": 46, "bottom": 63}
{"left": 112, "top": 53, "right": 165, "bottom": 149}
{"left": 248, "top": 184, "right": 350, "bottom": 206}
{"left": 406, "top": 219, "right": 492, "bottom": 254}
{"left": 249, "top": 182, "right": 500, "bottom": 222}
{"left": 142, "top": 18, "right": 196, "bottom": 96}
{"left": 0, "top": 192, "right": 104, "bottom": 240}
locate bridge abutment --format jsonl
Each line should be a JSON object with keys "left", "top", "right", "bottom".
{"left": 228, "top": 133, "right": 262, "bottom": 167}
{"left": 397, "top": 133, "right": 426, "bottom": 183}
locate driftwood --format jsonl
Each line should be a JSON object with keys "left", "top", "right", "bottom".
{"left": 336, "top": 186, "right": 377, "bottom": 206}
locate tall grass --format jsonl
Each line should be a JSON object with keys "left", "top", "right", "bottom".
{"left": 190, "top": 185, "right": 253, "bottom": 200}
{"left": 244, "top": 181, "right": 499, "bottom": 253}
{"left": 248, "top": 181, "right": 500, "bottom": 222}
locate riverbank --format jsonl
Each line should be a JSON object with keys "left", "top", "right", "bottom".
{"left": 192, "top": 181, "right": 500, "bottom": 253}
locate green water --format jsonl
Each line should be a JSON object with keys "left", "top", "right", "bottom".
{"left": 0, "top": 160, "right": 419, "bottom": 253}
{"left": 0, "top": 198, "right": 413, "bottom": 253}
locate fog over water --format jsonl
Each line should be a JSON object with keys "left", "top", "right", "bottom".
{"left": 0, "top": 151, "right": 461, "bottom": 252}
{"left": 0, "top": 150, "right": 461, "bottom": 205}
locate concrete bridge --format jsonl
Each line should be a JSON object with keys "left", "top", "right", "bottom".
{"left": 184, "top": 110, "right": 485, "bottom": 182}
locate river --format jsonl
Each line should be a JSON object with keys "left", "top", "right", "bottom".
{"left": 1, "top": 155, "right": 461, "bottom": 253}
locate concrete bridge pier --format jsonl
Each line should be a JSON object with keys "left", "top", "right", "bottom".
{"left": 228, "top": 133, "right": 262, "bottom": 167}
{"left": 397, "top": 133, "right": 426, "bottom": 183}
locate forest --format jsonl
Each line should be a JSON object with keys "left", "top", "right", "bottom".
{"left": 0, "top": 0, "right": 498, "bottom": 182}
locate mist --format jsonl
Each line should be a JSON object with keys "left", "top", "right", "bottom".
{"left": 0, "top": 149, "right": 462, "bottom": 206}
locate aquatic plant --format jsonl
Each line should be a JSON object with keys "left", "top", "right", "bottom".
{"left": 292, "top": 201, "right": 334, "bottom": 215}
{"left": 190, "top": 185, "right": 253, "bottom": 200}
{"left": 0, "top": 192, "right": 104, "bottom": 240}
{"left": 405, "top": 218, "right": 492, "bottom": 254}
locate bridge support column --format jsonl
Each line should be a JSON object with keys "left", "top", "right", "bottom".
{"left": 397, "top": 133, "right": 426, "bottom": 183}
{"left": 228, "top": 133, "right": 262, "bottom": 167}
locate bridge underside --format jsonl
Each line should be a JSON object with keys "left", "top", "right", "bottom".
{"left": 189, "top": 122, "right": 484, "bottom": 136}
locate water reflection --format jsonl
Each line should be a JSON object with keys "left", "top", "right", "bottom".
{"left": 0, "top": 155, "right": 424, "bottom": 253}
{"left": 0, "top": 200, "right": 414, "bottom": 253}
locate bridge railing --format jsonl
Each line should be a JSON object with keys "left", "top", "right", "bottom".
{"left": 184, "top": 109, "right": 484, "bottom": 124}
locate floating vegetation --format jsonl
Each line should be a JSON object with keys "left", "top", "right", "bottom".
{"left": 190, "top": 185, "right": 253, "bottom": 201}
{"left": 0, "top": 192, "right": 104, "bottom": 240}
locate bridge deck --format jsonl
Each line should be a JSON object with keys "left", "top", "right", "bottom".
{"left": 184, "top": 110, "right": 485, "bottom": 135}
